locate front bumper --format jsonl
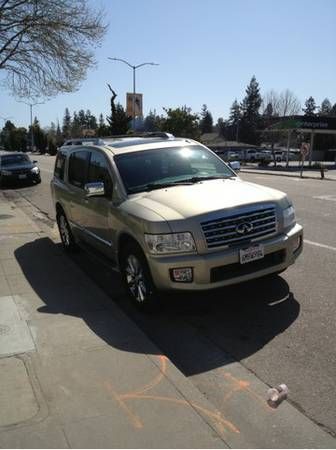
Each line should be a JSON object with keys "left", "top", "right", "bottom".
{"left": 0, "top": 172, "right": 40, "bottom": 184}
{"left": 147, "top": 223, "right": 303, "bottom": 291}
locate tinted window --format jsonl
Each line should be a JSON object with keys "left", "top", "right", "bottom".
{"left": 0, "top": 154, "right": 30, "bottom": 166}
{"left": 54, "top": 151, "right": 66, "bottom": 180}
{"left": 68, "top": 151, "right": 89, "bottom": 188}
{"left": 88, "top": 151, "right": 113, "bottom": 196}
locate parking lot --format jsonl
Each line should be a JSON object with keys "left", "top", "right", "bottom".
{"left": 3, "top": 153, "right": 336, "bottom": 438}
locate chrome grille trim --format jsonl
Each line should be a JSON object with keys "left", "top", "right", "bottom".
{"left": 201, "top": 206, "right": 277, "bottom": 248}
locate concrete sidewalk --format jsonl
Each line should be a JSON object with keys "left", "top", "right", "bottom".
{"left": 241, "top": 165, "right": 336, "bottom": 181}
{"left": 0, "top": 191, "right": 335, "bottom": 448}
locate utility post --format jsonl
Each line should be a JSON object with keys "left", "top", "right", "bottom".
{"left": 18, "top": 101, "right": 44, "bottom": 151}
{"left": 108, "top": 57, "right": 159, "bottom": 130}
{"left": 309, "top": 131, "right": 315, "bottom": 167}
{"left": 285, "top": 130, "right": 292, "bottom": 168}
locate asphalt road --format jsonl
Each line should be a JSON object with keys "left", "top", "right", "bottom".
{"left": 4, "top": 154, "right": 336, "bottom": 437}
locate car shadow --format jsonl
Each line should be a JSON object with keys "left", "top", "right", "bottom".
{"left": 14, "top": 237, "right": 300, "bottom": 376}
{"left": 0, "top": 180, "right": 38, "bottom": 190}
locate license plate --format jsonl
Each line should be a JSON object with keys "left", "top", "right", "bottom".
{"left": 239, "top": 244, "right": 264, "bottom": 264}
{"left": 18, "top": 174, "right": 27, "bottom": 179}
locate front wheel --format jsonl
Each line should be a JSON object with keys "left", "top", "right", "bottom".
{"left": 56, "top": 210, "right": 78, "bottom": 252}
{"left": 120, "top": 243, "right": 158, "bottom": 311}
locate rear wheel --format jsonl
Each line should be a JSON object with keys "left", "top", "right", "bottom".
{"left": 120, "top": 243, "right": 158, "bottom": 311}
{"left": 57, "top": 210, "right": 77, "bottom": 252}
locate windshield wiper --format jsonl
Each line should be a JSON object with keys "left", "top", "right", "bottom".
{"left": 128, "top": 180, "right": 194, "bottom": 194}
{"left": 178, "top": 175, "right": 234, "bottom": 183}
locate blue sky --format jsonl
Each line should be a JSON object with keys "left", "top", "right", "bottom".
{"left": 1, "top": 0, "right": 336, "bottom": 128}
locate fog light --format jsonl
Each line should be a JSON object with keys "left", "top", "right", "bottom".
{"left": 293, "top": 235, "right": 302, "bottom": 253}
{"left": 170, "top": 267, "right": 193, "bottom": 283}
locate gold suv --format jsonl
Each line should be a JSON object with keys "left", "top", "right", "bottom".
{"left": 51, "top": 134, "right": 303, "bottom": 309}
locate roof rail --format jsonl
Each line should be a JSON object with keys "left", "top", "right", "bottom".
{"left": 63, "top": 138, "right": 104, "bottom": 146}
{"left": 102, "top": 132, "right": 175, "bottom": 140}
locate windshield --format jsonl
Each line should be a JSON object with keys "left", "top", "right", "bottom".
{"left": 114, "top": 145, "right": 236, "bottom": 194}
{"left": 0, "top": 154, "right": 30, "bottom": 166}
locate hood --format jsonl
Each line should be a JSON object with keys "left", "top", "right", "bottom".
{"left": 131, "top": 178, "right": 287, "bottom": 221}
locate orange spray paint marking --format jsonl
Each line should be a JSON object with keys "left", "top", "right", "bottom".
{"left": 104, "top": 381, "right": 143, "bottom": 429}
{"left": 129, "top": 393, "right": 240, "bottom": 435}
{"left": 223, "top": 372, "right": 273, "bottom": 412}
{"left": 104, "top": 356, "right": 241, "bottom": 435}
{"left": 121, "top": 355, "right": 168, "bottom": 399}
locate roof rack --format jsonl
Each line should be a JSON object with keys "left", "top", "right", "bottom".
{"left": 63, "top": 138, "right": 105, "bottom": 146}
{"left": 103, "top": 132, "right": 175, "bottom": 140}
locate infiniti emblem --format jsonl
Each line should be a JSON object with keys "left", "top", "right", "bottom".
{"left": 236, "top": 222, "right": 253, "bottom": 235}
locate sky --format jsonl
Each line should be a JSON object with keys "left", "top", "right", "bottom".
{"left": 1, "top": 0, "right": 336, "bottom": 129}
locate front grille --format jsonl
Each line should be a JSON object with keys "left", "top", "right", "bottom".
{"left": 210, "top": 250, "right": 285, "bottom": 283}
{"left": 7, "top": 168, "right": 30, "bottom": 175}
{"left": 201, "top": 206, "right": 277, "bottom": 249}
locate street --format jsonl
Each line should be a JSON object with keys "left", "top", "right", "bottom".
{"left": 3, "top": 154, "right": 336, "bottom": 438}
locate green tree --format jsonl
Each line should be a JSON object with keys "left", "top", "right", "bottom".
{"left": 85, "top": 110, "right": 97, "bottom": 129}
{"left": 30, "top": 118, "right": 47, "bottom": 153}
{"left": 97, "top": 113, "right": 110, "bottom": 137}
{"left": 302, "top": 96, "right": 316, "bottom": 115}
{"left": 77, "top": 109, "right": 86, "bottom": 127}
{"left": 331, "top": 104, "right": 336, "bottom": 117}
{"left": 263, "top": 102, "right": 273, "bottom": 118}
{"left": 56, "top": 122, "right": 63, "bottom": 147}
{"left": 240, "top": 76, "right": 262, "bottom": 144}
{"left": 143, "top": 110, "right": 162, "bottom": 132}
{"left": 199, "top": 104, "right": 213, "bottom": 134}
{"left": 1, "top": 121, "right": 28, "bottom": 151}
{"left": 319, "top": 98, "right": 332, "bottom": 116}
{"left": 71, "top": 112, "right": 81, "bottom": 137}
{"left": 106, "top": 103, "right": 131, "bottom": 135}
{"left": 46, "top": 122, "right": 57, "bottom": 155}
{"left": 229, "top": 100, "right": 242, "bottom": 125}
{"left": 160, "top": 106, "right": 200, "bottom": 139}
{"left": 62, "top": 108, "right": 72, "bottom": 138}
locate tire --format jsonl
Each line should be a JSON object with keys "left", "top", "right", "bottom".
{"left": 56, "top": 210, "right": 78, "bottom": 252}
{"left": 120, "top": 243, "right": 158, "bottom": 311}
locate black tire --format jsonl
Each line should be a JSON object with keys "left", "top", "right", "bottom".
{"left": 120, "top": 242, "right": 158, "bottom": 311}
{"left": 56, "top": 210, "right": 78, "bottom": 253}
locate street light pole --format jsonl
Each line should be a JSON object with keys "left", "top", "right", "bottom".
{"left": 108, "top": 57, "right": 159, "bottom": 130}
{"left": 18, "top": 101, "right": 44, "bottom": 151}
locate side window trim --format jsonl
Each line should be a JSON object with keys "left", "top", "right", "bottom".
{"left": 88, "top": 149, "right": 114, "bottom": 196}
{"left": 67, "top": 148, "right": 90, "bottom": 190}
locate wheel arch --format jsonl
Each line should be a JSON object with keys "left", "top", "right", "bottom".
{"left": 117, "top": 232, "right": 146, "bottom": 268}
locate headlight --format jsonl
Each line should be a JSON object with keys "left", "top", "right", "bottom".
{"left": 145, "top": 232, "right": 196, "bottom": 254}
{"left": 1, "top": 170, "right": 11, "bottom": 175}
{"left": 283, "top": 205, "right": 296, "bottom": 228}
{"left": 31, "top": 166, "right": 40, "bottom": 174}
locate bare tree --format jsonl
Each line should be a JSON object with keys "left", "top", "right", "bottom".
{"left": 262, "top": 89, "right": 301, "bottom": 116}
{"left": 262, "top": 90, "right": 280, "bottom": 116}
{"left": 0, "top": 0, "right": 107, "bottom": 97}
{"left": 107, "top": 84, "right": 117, "bottom": 118}
{"left": 278, "top": 89, "right": 301, "bottom": 116}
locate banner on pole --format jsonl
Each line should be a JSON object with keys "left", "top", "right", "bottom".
{"left": 126, "top": 93, "right": 143, "bottom": 118}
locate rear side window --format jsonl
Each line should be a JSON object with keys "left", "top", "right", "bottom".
{"left": 54, "top": 151, "right": 66, "bottom": 180}
{"left": 68, "top": 151, "right": 89, "bottom": 188}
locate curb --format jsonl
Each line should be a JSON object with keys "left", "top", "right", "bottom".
{"left": 240, "top": 169, "right": 336, "bottom": 181}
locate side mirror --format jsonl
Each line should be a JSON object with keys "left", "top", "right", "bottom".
{"left": 33, "top": 160, "right": 37, "bottom": 163}
{"left": 84, "top": 181, "right": 105, "bottom": 197}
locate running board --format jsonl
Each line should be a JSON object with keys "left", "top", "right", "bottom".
{"left": 77, "top": 240, "right": 119, "bottom": 273}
